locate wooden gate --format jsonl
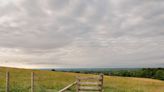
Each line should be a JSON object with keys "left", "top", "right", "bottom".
{"left": 76, "top": 74, "right": 104, "bottom": 92}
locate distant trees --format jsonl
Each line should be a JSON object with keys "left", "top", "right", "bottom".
{"left": 63, "top": 68, "right": 164, "bottom": 80}
{"left": 154, "top": 70, "right": 164, "bottom": 80}
{"left": 51, "top": 69, "right": 56, "bottom": 71}
{"left": 108, "top": 68, "right": 164, "bottom": 80}
{"left": 56, "top": 68, "right": 164, "bottom": 80}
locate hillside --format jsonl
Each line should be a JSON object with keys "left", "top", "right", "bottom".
{"left": 0, "top": 67, "right": 164, "bottom": 92}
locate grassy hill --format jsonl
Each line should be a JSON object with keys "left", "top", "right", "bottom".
{"left": 0, "top": 67, "right": 164, "bottom": 92}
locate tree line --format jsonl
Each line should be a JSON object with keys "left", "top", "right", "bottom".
{"left": 53, "top": 68, "right": 164, "bottom": 80}
{"left": 107, "top": 68, "right": 164, "bottom": 80}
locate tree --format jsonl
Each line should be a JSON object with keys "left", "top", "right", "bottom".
{"left": 155, "top": 70, "right": 164, "bottom": 80}
{"left": 51, "top": 69, "right": 56, "bottom": 71}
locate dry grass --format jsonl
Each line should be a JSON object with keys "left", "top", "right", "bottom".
{"left": 0, "top": 67, "right": 164, "bottom": 92}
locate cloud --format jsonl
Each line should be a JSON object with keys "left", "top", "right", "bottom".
{"left": 0, "top": 0, "right": 164, "bottom": 68}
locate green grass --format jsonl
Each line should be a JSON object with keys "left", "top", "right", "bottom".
{"left": 0, "top": 67, "right": 164, "bottom": 92}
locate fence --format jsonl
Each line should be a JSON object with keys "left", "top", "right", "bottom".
{"left": 59, "top": 74, "right": 104, "bottom": 92}
{"left": 0, "top": 71, "right": 103, "bottom": 92}
{"left": 0, "top": 72, "right": 34, "bottom": 92}
{"left": 0, "top": 71, "right": 77, "bottom": 92}
{"left": 76, "top": 74, "right": 103, "bottom": 92}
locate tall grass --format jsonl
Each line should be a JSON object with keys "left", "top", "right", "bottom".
{"left": 0, "top": 67, "right": 164, "bottom": 92}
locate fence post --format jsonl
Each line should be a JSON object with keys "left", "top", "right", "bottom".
{"left": 76, "top": 76, "right": 80, "bottom": 92}
{"left": 100, "top": 73, "right": 104, "bottom": 92}
{"left": 6, "top": 72, "right": 9, "bottom": 92}
{"left": 31, "top": 72, "right": 34, "bottom": 92}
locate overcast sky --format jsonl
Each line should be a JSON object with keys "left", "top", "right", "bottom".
{"left": 0, "top": 0, "right": 164, "bottom": 68}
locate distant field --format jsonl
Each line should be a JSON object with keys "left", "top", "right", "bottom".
{"left": 0, "top": 67, "right": 164, "bottom": 92}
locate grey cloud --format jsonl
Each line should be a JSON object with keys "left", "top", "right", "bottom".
{"left": 107, "top": 0, "right": 164, "bottom": 39}
{"left": 48, "top": 0, "right": 70, "bottom": 10}
{"left": 22, "top": 0, "right": 47, "bottom": 17}
{"left": 0, "top": 0, "right": 164, "bottom": 68}
{"left": 0, "top": 30, "right": 72, "bottom": 49}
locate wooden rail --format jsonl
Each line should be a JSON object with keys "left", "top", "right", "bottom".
{"left": 58, "top": 81, "right": 77, "bottom": 92}
{"left": 76, "top": 74, "right": 104, "bottom": 92}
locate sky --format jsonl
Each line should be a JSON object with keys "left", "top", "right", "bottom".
{"left": 0, "top": 0, "right": 164, "bottom": 68}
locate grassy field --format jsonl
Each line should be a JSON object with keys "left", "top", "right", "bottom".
{"left": 0, "top": 67, "right": 164, "bottom": 92}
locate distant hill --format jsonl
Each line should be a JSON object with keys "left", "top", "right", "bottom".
{"left": 53, "top": 68, "right": 141, "bottom": 72}
{"left": 52, "top": 68, "right": 164, "bottom": 80}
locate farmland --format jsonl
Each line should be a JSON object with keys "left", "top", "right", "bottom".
{"left": 0, "top": 67, "right": 164, "bottom": 92}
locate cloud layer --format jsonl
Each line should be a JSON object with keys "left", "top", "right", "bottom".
{"left": 0, "top": 0, "right": 164, "bottom": 68}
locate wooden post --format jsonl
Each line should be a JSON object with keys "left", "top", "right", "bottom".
{"left": 100, "top": 74, "right": 104, "bottom": 92}
{"left": 31, "top": 72, "right": 34, "bottom": 92}
{"left": 76, "top": 76, "right": 80, "bottom": 92}
{"left": 6, "top": 72, "right": 9, "bottom": 92}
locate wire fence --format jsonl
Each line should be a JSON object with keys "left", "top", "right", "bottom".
{"left": 0, "top": 71, "right": 76, "bottom": 92}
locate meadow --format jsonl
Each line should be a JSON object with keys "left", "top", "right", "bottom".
{"left": 0, "top": 67, "right": 164, "bottom": 92}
